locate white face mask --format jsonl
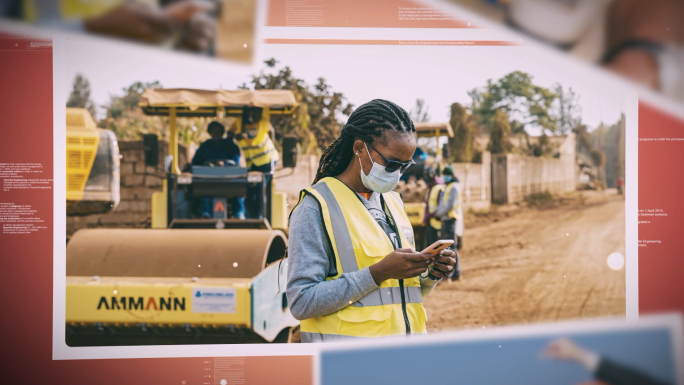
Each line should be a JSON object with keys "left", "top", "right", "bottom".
{"left": 358, "top": 143, "right": 401, "bottom": 193}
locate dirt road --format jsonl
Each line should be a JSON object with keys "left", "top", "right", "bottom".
{"left": 424, "top": 191, "right": 626, "bottom": 331}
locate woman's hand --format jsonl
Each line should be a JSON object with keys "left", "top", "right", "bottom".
{"left": 428, "top": 249, "right": 457, "bottom": 279}
{"left": 369, "top": 248, "right": 432, "bottom": 285}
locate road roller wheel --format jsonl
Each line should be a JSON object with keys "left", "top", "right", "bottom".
{"left": 66, "top": 228, "right": 287, "bottom": 278}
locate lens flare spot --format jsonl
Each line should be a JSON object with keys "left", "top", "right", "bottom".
{"left": 607, "top": 252, "right": 625, "bottom": 270}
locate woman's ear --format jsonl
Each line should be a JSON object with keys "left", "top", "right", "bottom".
{"left": 353, "top": 140, "right": 365, "bottom": 157}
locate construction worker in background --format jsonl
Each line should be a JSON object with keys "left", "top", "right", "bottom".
{"left": 233, "top": 106, "right": 279, "bottom": 220}
{"left": 423, "top": 168, "right": 445, "bottom": 250}
{"left": 287, "top": 99, "right": 457, "bottom": 342}
{"left": 191, "top": 121, "right": 245, "bottom": 219}
{"left": 433, "top": 166, "right": 464, "bottom": 254}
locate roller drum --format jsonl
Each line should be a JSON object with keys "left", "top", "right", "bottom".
{"left": 66, "top": 229, "right": 287, "bottom": 279}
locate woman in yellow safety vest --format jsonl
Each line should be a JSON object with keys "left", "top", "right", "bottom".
{"left": 286, "top": 99, "right": 457, "bottom": 342}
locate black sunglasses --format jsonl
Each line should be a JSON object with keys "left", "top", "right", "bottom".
{"left": 365, "top": 142, "right": 415, "bottom": 174}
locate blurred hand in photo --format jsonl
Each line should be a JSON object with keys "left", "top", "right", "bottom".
{"left": 84, "top": 0, "right": 216, "bottom": 50}
{"left": 541, "top": 338, "right": 672, "bottom": 385}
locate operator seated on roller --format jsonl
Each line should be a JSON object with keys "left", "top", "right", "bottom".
{"left": 286, "top": 99, "right": 458, "bottom": 343}
{"left": 192, "top": 121, "right": 246, "bottom": 219}
{"left": 231, "top": 106, "right": 279, "bottom": 220}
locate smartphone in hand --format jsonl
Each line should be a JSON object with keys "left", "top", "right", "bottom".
{"left": 421, "top": 240, "right": 454, "bottom": 256}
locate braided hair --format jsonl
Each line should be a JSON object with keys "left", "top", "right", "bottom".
{"left": 313, "top": 99, "right": 415, "bottom": 184}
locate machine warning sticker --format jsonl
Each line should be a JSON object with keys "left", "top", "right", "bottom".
{"left": 192, "top": 287, "right": 237, "bottom": 313}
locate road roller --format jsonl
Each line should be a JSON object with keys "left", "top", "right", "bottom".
{"left": 65, "top": 89, "right": 301, "bottom": 346}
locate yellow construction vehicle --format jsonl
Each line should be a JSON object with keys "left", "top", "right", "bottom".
{"left": 66, "top": 107, "right": 120, "bottom": 216}
{"left": 65, "top": 89, "right": 301, "bottom": 346}
{"left": 394, "top": 122, "right": 454, "bottom": 250}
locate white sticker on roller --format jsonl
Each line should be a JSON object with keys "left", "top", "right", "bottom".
{"left": 191, "top": 287, "right": 236, "bottom": 313}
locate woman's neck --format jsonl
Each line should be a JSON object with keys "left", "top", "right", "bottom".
{"left": 336, "top": 161, "right": 371, "bottom": 194}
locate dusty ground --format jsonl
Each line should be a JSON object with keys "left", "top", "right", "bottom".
{"left": 424, "top": 190, "right": 626, "bottom": 332}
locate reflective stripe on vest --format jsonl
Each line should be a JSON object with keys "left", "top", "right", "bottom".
{"left": 237, "top": 120, "right": 279, "bottom": 167}
{"left": 293, "top": 177, "right": 427, "bottom": 341}
{"left": 301, "top": 332, "right": 367, "bottom": 343}
{"left": 310, "top": 182, "right": 359, "bottom": 274}
{"left": 427, "top": 185, "right": 444, "bottom": 230}
{"left": 301, "top": 329, "right": 427, "bottom": 343}
{"left": 241, "top": 141, "right": 268, "bottom": 151}
{"left": 352, "top": 286, "right": 422, "bottom": 307}
{"left": 245, "top": 147, "right": 276, "bottom": 163}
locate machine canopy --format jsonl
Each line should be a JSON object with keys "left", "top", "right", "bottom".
{"left": 139, "top": 88, "right": 298, "bottom": 117}
{"left": 414, "top": 122, "right": 454, "bottom": 138}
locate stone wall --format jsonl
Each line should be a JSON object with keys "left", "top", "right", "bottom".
{"left": 66, "top": 140, "right": 188, "bottom": 237}
{"left": 491, "top": 134, "right": 576, "bottom": 204}
{"left": 448, "top": 152, "right": 491, "bottom": 211}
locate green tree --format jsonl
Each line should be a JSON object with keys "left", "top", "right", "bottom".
{"left": 527, "top": 132, "right": 552, "bottom": 157}
{"left": 245, "top": 58, "right": 353, "bottom": 154}
{"left": 470, "top": 71, "right": 558, "bottom": 136}
{"left": 487, "top": 110, "right": 513, "bottom": 154}
{"left": 447, "top": 103, "right": 476, "bottom": 162}
{"left": 106, "top": 81, "right": 162, "bottom": 119}
{"left": 552, "top": 84, "right": 582, "bottom": 135}
{"left": 66, "top": 73, "right": 97, "bottom": 117}
{"left": 98, "top": 80, "right": 209, "bottom": 145}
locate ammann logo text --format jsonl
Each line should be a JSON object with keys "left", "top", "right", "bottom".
{"left": 97, "top": 296, "right": 186, "bottom": 311}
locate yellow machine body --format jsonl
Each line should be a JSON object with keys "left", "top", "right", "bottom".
{"left": 66, "top": 277, "right": 252, "bottom": 326}
{"left": 65, "top": 229, "right": 295, "bottom": 343}
{"left": 151, "top": 182, "right": 167, "bottom": 229}
{"left": 66, "top": 108, "right": 120, "bottom": 215}
{"left": 66, "top": 108, "right": 99, "bottom": 202}
{"left": 404, "top": 202, "right": 426, "bottom": 227}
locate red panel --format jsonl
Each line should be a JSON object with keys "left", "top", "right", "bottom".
{"left": 0, "top": 33, "right": 311, "bottom": 385}
{"left": 638, "top": 102, "right": 684, "bottom": 314}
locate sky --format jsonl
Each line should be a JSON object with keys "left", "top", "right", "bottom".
{"left": 65, "top": 34, "right": 632, "bottom": 135}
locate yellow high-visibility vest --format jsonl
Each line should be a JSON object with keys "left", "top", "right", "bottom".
{"left": 442, "top": 182, "right": 462, "bottom": 220}
{"left": 236, "top": 119, "right": 279, "bottom": 168}
{"left": 426, "top": 184, "right": 445, "bottom": 230}
{"left": 291, "top": 177, "right": 427, "bottom": 342}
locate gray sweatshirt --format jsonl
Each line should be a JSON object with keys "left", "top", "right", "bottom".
{"left": 286, "top": 192, "right": 440, "bottom": 321}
